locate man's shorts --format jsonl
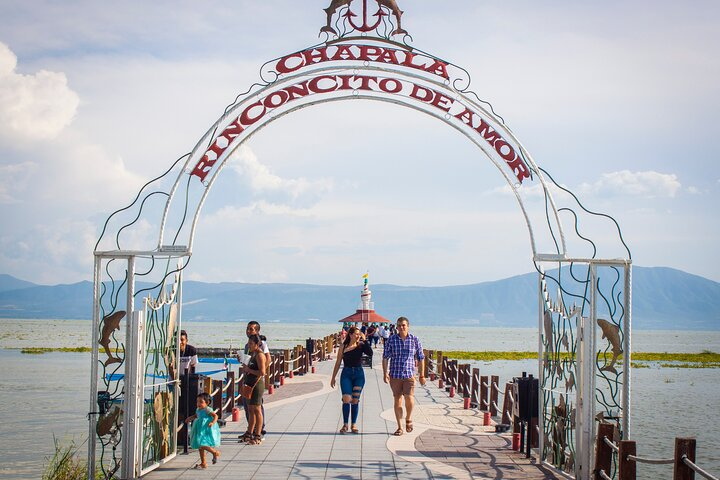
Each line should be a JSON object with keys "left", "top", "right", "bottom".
{"left": 389, "top": 377, "right": 415, "bottom": 397}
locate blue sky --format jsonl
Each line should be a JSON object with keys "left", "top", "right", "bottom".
{"left": 0, "top": 0, "right": 718, "bottom": 286}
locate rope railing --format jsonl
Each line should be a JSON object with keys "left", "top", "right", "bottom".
{"left": 604, "top": 436, "right": 619, "bottom": 452}
{"left": 683, "top": 455, "right": 719, "bottom": 480}
{"left": 595, "top": 426, "right": 716, "bottom": 480}
{"left": 627, "top": 454, "right": 673, "bottom": 465}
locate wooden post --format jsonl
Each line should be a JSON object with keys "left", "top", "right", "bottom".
{"left": 480, "top": 375, "right": 489, "bottom": 411}
{"left": 462, "top": 365, "right": 471, "bottom": 398}
{"left": 673, "top": 437, "right": 696, "bottom": 480}
{"left": 618, "top": 440, "right": 636, "bottom": 480}
{"left": 501, "top": 382, "right": 513, "bottom": 425}
{"left": 594, "top": 423, "right": 615, "bottom": 479}
{"left": 284, "top": 349, "right": 290, "bottom": 376}
{"left": 212, "top": 379, "right": 223, "bottom": 416}
{"left": 226, "top": 371, "right": 235, "bottom": 413}
{"left": 490, "top": 375, "right": 499, "bottom": 417}
{"left": 451, "top": 360, "right": 458, "bottom": 389}
{"left": 471, "top": 368, "right": 479, "bottom": 407}
{"left": 442, "top": 356, "right": 448, "bottom": 386}
{"left": 203, "top": 376, "right": 212, "bottom": 394}
{"left": 437, "top": 351, "right": 443, "bottom": 380}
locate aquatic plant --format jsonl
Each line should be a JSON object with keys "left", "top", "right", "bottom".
{"left": 42, "top": 437, "right": 103, "bottom": 480}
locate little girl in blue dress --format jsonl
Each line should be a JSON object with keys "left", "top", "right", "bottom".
{"left": 184, "top": 392, "right": 221, "bottom": 468}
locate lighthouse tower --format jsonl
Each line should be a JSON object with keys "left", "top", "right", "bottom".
{"left": 338, "top": 273, "right": 390, "bottom": 327}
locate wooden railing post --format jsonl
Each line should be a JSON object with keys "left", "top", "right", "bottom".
{"left": 226, "top": 371, "right": 235, "bottom": 413}
{"left": 490, "top": 375, "right": 499, "bottom": 417}
{"left": 437, "top": 351, "right": 443, "bottom": 381}
{"left": 618, "top": 440, "right": 636, "bottom": 480}
{"left": 462, "top": 365, "right": 471, "bottom": 398}
{"left": 471, "top": 368, "right": 479, "bottom": 407}
{"left": 594, "top": 423, "right": 615, "bottom": 479}
{"left": 501, "top": 382, "right": 513, "bottom": 425}
{"left": 673, "top": 437, "right": 696, "bottom": 480}
{"left": 480, "top": 375, "right": 489, "bottom": 411}
{"left": 212, "top": 379, "right": 223, "bottom": 415}
{"left": 284, "top": 349, "right": 290, "bottom": 376}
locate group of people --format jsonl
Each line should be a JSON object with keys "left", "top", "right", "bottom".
{"left": 183, "top": 316, "right": 426, "bottom": 469}
{"left": 180, "top": 321, "right": 270, "bottom": 469}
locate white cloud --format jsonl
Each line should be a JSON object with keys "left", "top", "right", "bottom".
{"left": 0, "top": 161, "right": 37, "bottom": 203}
{"left": 579, "top": 170, "right": 681, "bottom": 198}
{"left": 227, "top": 145, "right": 333, "bottom": 207}
{"left": 0, "top": 42, "right": 79, "bottom": 142}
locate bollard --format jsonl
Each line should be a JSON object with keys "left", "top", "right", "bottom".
{"left": 439, "top": 378, "right": 444, "bottom": 388}
{"left": 512, "top": 433, "right": 521, "bottom": 451}
{"left": 232, "top": 407, "right": 240, "bottom": 422}
{"left": 464, "top": 397, "right": 471, "bottom": 409}
{"left": 280, "top": 376, "right": 284, "bottom": 386}
{"left": 449, "top": 386, "right": 455, "bottom": 398}
{"left": 483, "top": 411, "right": 491, "bottom": 426}
{"left": 312, "top": 366, "right": 316, "bottom": 374}
{"left": 430, "top": 372, "right": 436, "bottom": 381}
{"left": 289, "top": 370, "right": 294, "bottom": 379}
{"left": 268, "top": 384, "right": 274, "bottom": 395}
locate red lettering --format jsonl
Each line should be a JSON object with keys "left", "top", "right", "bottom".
{"left": 494, "top": 140, "right": 515, "bottom": 161}
{"left": 309, "top": 75, "right": 339, "bottom": 93}
{"left": 354, "top": 75, "right": 378, "bottom": 91}
{"left": 378, "top": 48, "right": 399, "bottom": 65}
{"left": 336, "top": 75, "right": 355, "bottom": 90}
{"left": 284, "top": 81, "right": 311, "bottom": 101}
{"left": 263, "top": 90, "right": 290, "bottom": 109}
{"left": 275, "top": 52, "right": 304, "bottom": 74}
{"left": 239, "top": 101, "right": 267, "bottom": 125}
{"left": 331, "top": 45, "right": 356, "bottom": 61}
{"left": 454, "top": 107, "right": 474, "bottom": 125}
{"left": 474, "top": 118, "right": 502, "bottom": 145}
{"left": 358, "top": 46, "right": 383, "bottom": 61}
{"left": 303, "top": 47, "right": 330, "bottom": 67}
{"left": 190, "top": 155, "right": 216, "bottom": 181}
{"left": 430, "top": 91, "right": 454, "bottom": 112}
{"left": 507, "top": 156, "right": 531, "bottom": 182}
{"left": 428, "top": 60, "right": 450, "bottom": 80}
{"left": 410, "top": 83, "right": 434, "bottom": 102}
{"left": 378, "top": 78, "right": 403, "bottom": 94}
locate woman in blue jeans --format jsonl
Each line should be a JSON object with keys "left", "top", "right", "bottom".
{"left": 330, "top": 326, "right": 373, "bottom": 433}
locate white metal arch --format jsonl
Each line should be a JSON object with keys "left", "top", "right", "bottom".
{"left": 155, "top": 49, "right": 568, "bottom": 260}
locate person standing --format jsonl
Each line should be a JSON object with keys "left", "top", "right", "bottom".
{"left": 382, "top": 316, "right": 425, "bottom": 436}
{"left": 237, "top": 321, "right": 270, "bottom": 442}
{"left": 242, "top": 334, "right": 267, "bottom": 445}
{"left": 179, "top": 330, "right": 198, "bottom": 374}
{"left": 329, "top": 327, "right": 373, "bottom": 434}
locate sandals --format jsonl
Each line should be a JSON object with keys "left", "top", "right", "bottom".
{"left": 248, "top": 434, "right": 264, "bottom": 445}
{"left": 351, "top": 425, "right": 359, "bottom": 434}
{"left": 406, "top": 420, "right": 414, "bottom": 433}
{"left": 238, "top": 431, "right": 252, "bottom": 443}
{"left": 193, "top": 463, "right": 208, "bottom": 469}
{"left": 339, "top": 425, "right": 349, "bottom": 434}
{"left": 393, "top": 428, "right": 404, "bottom": 436}
{"left": 212, "top": 451, "right": 220, "bottom": 464}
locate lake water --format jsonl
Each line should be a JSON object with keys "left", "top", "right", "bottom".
{"left": 0, "top": 319, "right": 718, "bottom": 479}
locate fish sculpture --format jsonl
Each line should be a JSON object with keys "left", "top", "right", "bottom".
{"left": 321, "top": 0, "right": 407, "bottom": 36}
{"left": 565, "top": 370, "right": 575, "bottom": 392}
{"left": 543, "top": 309, "right": 553, "bottom": 342}
{"left": 99, "top": 310, "right": 125, "bottom": 366}
{"left": 597, "top": 318, "right": 622, "bottom": 374}
{"left": 97, "top": 406, "right": 122, "bottom": 437}
{"left": 154, "top": 391, "right": 173, "bottom": 457}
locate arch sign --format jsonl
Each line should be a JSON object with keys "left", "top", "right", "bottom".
{"left": 89, "top": 3, "right": 632, "bottom": 479}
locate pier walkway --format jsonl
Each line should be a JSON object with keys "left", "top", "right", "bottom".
{"left": 145, "top": 349, "right": 559, "bottom": 479}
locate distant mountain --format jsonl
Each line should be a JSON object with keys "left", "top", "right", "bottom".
{"left": 0, "top": 267, "right": 718, "bottom": 330}
{"left": 0, "top": 274, "right": 37, "bottom": 293}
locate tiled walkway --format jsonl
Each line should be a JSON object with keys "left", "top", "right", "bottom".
{"left": 144, "top": 349, "right": 559, "bottom": 479}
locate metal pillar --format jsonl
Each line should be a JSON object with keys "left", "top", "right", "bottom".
{"left": 88, "top": 256, "right": 102, "bottom": 479}
{"left": 120, "top": 256, "right": 137, "bottom": 479}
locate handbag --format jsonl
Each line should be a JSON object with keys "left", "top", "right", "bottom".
{"left": 241, "top": 382, "right": 256, "bottom": 400}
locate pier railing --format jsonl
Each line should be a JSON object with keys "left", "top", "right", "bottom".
{"left": 424, "top": 350, "right": 524, "bottom": 432}
{"left": 179, "top": 333, "right": 340, "bottom": 445}
{"left": 595, "top": 423, "right": 718, "bottom": 480}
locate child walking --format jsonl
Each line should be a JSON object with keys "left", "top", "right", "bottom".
{"left": 184, "top": 392, "right": 221, "bottom": 469}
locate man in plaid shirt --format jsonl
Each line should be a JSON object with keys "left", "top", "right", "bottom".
{"left": 382, "top": 316, "right": 425, "bottom": 436}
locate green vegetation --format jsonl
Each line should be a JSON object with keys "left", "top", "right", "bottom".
{"left": 20, "top": 347, "right": 92, "bottom": 354}
{"left": 42, "top": 437, "right": 103, "bottom": 480}
{"left": 439, "top": 350, "right": 720, "bottom": 368}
